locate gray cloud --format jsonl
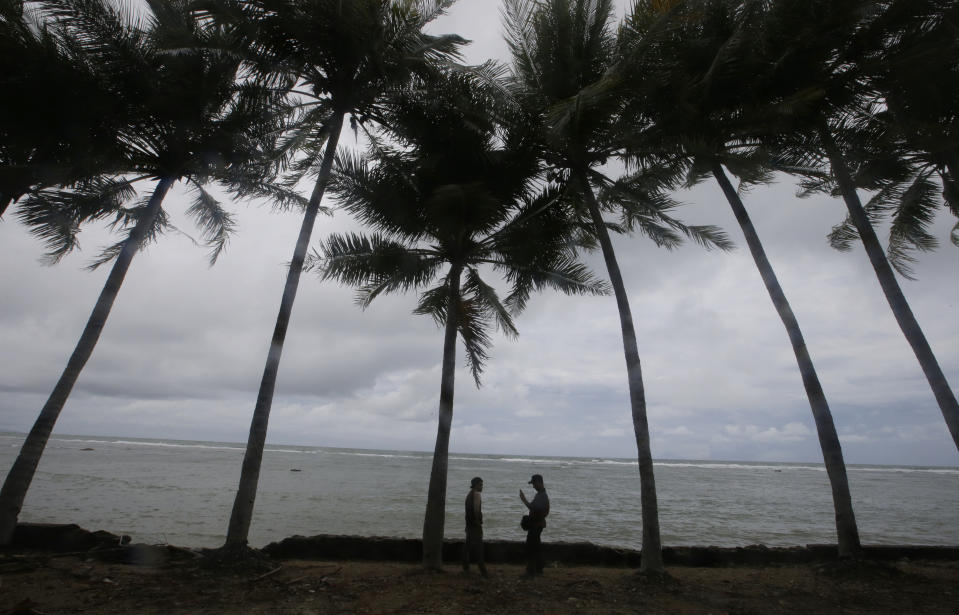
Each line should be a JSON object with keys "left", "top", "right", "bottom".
{"left": 1, "top": 3, "right": 957, "bottom": 468}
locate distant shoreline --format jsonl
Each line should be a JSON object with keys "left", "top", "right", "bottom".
{"left": 3, "top": 431, "right": 958, "bottom": 470}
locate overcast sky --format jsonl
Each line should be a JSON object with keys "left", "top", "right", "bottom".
{"left": 1, "top": 1, "right": 957, "bottom": 467}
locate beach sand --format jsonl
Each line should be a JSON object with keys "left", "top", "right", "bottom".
{"left": 2, "top": 548, "right": 958, "bottom": 614}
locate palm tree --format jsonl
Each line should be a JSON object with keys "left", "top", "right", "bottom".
{"left": 825, "top": 0, "right": 959, "bottom": 273}
{"left": 756, "top": 0, "right": 959, "bottom": 451}
{"left": 503, "top": 0, "right": 732, "bottom": 573}
{"left": 618, "top": 0, "right": 861, "bottom": 557}
{"left": 0, "top": 0, "right": 290, "bottom": 545}
{"left": 312, "top": 69, "right": 608, "bottom": 569}
{"left": 202, "top": 0, "right": 468, "bottom": 551}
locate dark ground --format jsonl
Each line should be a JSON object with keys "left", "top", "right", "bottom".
{"left": 2, "top": 547, "right": 958, "bottom": 614}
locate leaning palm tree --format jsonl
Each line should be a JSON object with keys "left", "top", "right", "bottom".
{"left": 618, "top": 0, "right": 861, "bottom": 557}
{"left": 312, "top": 69, "right": 608, "bottom": 570}
{"left": 756, "top": 0, "right": 959, "bottom": 451}
{"left": 201, "top": 0, "right": 467, "bottom": 551}
{"left": 503, "top": 0, "right": 732, "bottom": 573}
{"left": 0, "top": 0, "right": 291, "bottom": 545}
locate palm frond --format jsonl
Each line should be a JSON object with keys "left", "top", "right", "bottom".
{"left": 504, "top": 255, "right": 610, "bottom": 314}
{"left": 503, "top": 0, "right": 544, "bottom": 93}
{"left": 16, "top": 176, "right": 137, "bottom": 264}
{"left": 604, "top": 171, "right": 735, "bottom": 252}
{"left": 827, "top": 213, "right": 859, "bottom": 252}
{"left": 462, "top": 267, "right": 518, "bottom": 339}
{"left": 311, "top": 232, "right": 440, "bottom": 308}
{"left": 886, "top": 171, "right": 941, "bottom": 279}
{"left": 277, "top": 105, "right": 334, "bottom": 182}
{"left": 412, "top": 283, "right": 449, "bottom": 326}
{"left": 329, "top": 150, "right": 431, "bottom": 243}
{"left": 88, "top": 194, "right": 170, "bottom": 270}
{"left": 185, "top": 181, "right": 236, "bottom": 264}
{"left": 447, "top": 59, "right": 515, "bottom": 105}
{"left": 455, "top": 293, "right": 493, "bottom": 388}
{"left": 483, "top": 182, "right": 566, "bottom": 247}
{"left": 85, "top": 237, "right": 128, "bottom": 271}
{"left": 227, "top": 177, "right": 311, "bottom": 213}
{"left": 409, "top": 271, "right": 493, "bottom": 387}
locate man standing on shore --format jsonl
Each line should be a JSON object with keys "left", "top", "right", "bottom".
{"left": 519, "top": 474, "right": 549, "bottom": 577}
{"left": 463, "top": 476, "right": 488, "bottom": 577}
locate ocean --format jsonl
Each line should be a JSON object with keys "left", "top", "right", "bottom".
{"left": 2, "top": 432, "right": 958, "bottom": 550}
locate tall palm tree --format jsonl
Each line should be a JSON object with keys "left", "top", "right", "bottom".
{"left": 619, "top": 0, "right": 861, "bottom": 557}
{"left": 757, "top": 0, "right": 959, "bottom": 451}
{"left": 204, "top": 0, "right": 467, "bottom": 551}
{"left": 312, "top": 69, "right": 608, "bottom": 570}
{"left": 0, "top": 0, "right": 289, "bottom": 545}
{"left": 503, "top": 0, "right": 732, "bottom": 573}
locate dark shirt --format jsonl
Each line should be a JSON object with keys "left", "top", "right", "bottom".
{"left": 529, "top": 490, "right": 549, "bottom": 528}
{"left": 465, "top": 489, "right": 483, "bottom": 527}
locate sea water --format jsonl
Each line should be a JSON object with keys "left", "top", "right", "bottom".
{"left": 2, "top": 432, "right": 957, "bottom": 549}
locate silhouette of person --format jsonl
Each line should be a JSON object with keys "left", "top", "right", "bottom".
{"left": 462, "top": 476, "right": 488, "bottom": 576}
{"left": 519, "top": 473, "right": 549, "bottom": 577}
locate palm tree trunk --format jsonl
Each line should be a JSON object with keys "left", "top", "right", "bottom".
{"left": 712, "top": 161, "right": 861, "bottom": 557}
{"left": 224, "top": 112, "right": 346, "bottom": 549}
{"left": 0, "top": 176, "right": 175, "bottom": 545}
{"left": 574, "top": 167, "right": 664, "bottom": 573}
{"left": 818, "top": 123, "right": 959, "bottom": 451}
{"left": 421, "top": 264, "right": 463, "bottom": 570}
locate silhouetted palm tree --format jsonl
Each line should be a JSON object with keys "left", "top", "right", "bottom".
{"left": 313, "top": 69, "right": 608, "bottom": 569}
{"left": 619, "top": 0, "right": 861, "bottom": 557}
{"left": 202, "top": 0, "right": 467, "bottom": 551}
{"left": 0, "top": 0, "right": 290, "bottom": 545}
{"left": 503, "top": 0, "right": 732, "bottom": 573}
{"left": 756, "top": 0, "right": 959, "bottom": 451}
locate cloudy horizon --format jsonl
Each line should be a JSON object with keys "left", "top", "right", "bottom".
{"left": 2, "top": 1, "right": 958, "bottom": 468}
